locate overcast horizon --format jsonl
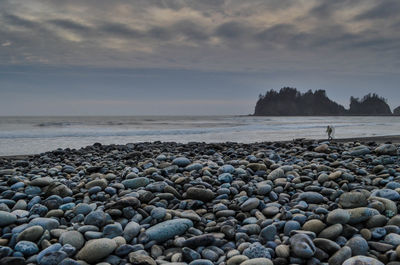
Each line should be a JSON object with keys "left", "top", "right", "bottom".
{"left": 1, "top": 0, "right": 400, "bottom": 115}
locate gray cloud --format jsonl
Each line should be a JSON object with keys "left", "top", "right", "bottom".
{"left": 0, "top": 0, "right": 399, "bottom": 74}
{"left": 3, "top": 14, "right": 39, "bottom": 28}
{"left": 355, "top": 0, "right": 400, "bottom": 20}
{"left": 99, "top": 23, "right": 143, "bottom": 39}
{"left": 48, "top": 19, "right": 91, "bottom": 33}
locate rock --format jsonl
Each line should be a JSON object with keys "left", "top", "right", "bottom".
{"left": 241, "top": 198, "right": 260, "bottom": 211}
{"left": 396, "top": 245, "right": 400, "bottom": 258}
{"left": 172, "top": 157, "right": 191, "bottom": 167}
{"left": 189, "top": 260, "right": 214, "bottom": 265}
{"left": 182, "top": 247, "right": 201, "bottom": 262}
{"left": 243, "top": 242, "right": 271, "bottom": 259}
{"left": 17, "top": 225, "right": 44, "bottom": 242}
{"left": 314, "top": 238, "right": 340, "bottom": 255}
{"left": 329, "top": 171, "right": 342, "bottom": 180}
{"left": 339, "top": 191, "right": 369, "bottom": 208}
{"left": 347, "top": 207, "right": 380, "bottom": 224}
{"left": 267, "top": 168, "right": 284, "bottom": 180}
{"left": 290, "top": 233, "right": 316, "bottom": 259}
{"left": 29, "top": 218, "right": 60, "bottom": 230}
{"left": 59, "top": 231, "right": 85, "bottom": 250}
{"left": 227, "top": 255, "right": 249, "bottom": 265}
{"left": 39, "top": 250, "right": 68, "bottom": 265}
{"left": 369, "top": 196, "right": 398, "bottom": 217}
{"left": 260, "top": 225, "right": 276, "bottom": 242}
{"left": 256, "top": 183, "right": 272, "bottom": 195}
{"left": 0, "top": 211, "right": 17, "bottom": 227}
{"left": 0, "top": 257, "right": 25, "bottom": 265}
{"left": 76, "top": 238, "right": 117, "bottom": 263}
{"left": 150, "top": 207, "right": 166, "bottom": 219}
{"left": 103, "top": 223, "right": 123, "bottom": 238}
{"left": 384, "top": 233, "right": 400, "bottom": 246}
{"left": 123, "top": 221, "right": 141, "bottom": 242}
{"left": 327, "top": 209, "right": 350, "bottom": 224}
{"left": 240, "top": 258, "right": 273, "bottom": 265}
{"left": 315, "top": 144, "right": 329, "bottom": 153}
{"left": 275, "top": 245, "right": 290, "bottom": 258}
{"left": 186, "top": 187, "right": 215, "bottom": 202}
{"left": 85, "top": 179, "right": 107, "bottom": 189}
{"left": 371, "top": 189, "right": 400, "bottom": 201}
{"left": 346, "top": 236, "right": 369, "bottom": 256}
{"left": 121, "top": 177, "right": 150, "bottom": 189}
{"left": 297, "top": 192, "right": 324, "bottom": 204}
{"left": 37, "top": 243, "right": 62, "bottom": 263}
{"left": 318, "top": 224, "right": 343, "bottom": 240}
{"left": 128, "top": 252, "right": 156, "bottom": 265}
{"left": 44, "top": 183, "right": 72, "bottom": 197}
{"left": 375, "top": 144, "right": 397, "bottom": 155}
{"left": 183, "top": 234, "right": 216, "bottom": 248}
{"left": 84, "top": 211, "right": 107, "bottom": 227}
{"left": 302, "top": 219, "right": 326, "bottom": 234}
{"left": 15, "top": 241, "right": 39, "bottom": 256}
{"left": 342, "top": 256, "right": 384, "bottom": 265}
{"left": 328, "top": 246, "right": 352, "bottom": 265}
{"left": 106, "top": 196, "right": 140, "bottom": 209}
{"left": 143, "top": 219, "right": 193, "bottom": 243}
{"left": 218, "top": 173, "right": 233, "bottom": 183}
{"left": 284, "top": 221, "right": 300, "bottom": 236}
{"left": 349, "top": 146, "right": 370, "bottom": 156}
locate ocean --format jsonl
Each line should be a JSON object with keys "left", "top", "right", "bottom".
{"left": 0, "top": 115, "right": 399, "bottom": 156}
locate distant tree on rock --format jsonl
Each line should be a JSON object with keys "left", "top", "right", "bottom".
{"left": 394, "top": 106, "right": 400, "bottom": 116}
{"left": 348, "top": 93, "right": 392, "bottom": 115}
{"left": 254, "top": 88, "right": 394, "bottom": 116}
{"left": 254, "top": 87, "right": 346, "bottom": 116}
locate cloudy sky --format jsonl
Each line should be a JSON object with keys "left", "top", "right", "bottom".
{"left": 1, "top": 0, "right": 399, "bottom": 115}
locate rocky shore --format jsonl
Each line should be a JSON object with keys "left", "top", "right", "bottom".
{"left": 1, "top": 140, "right": 400, "bottom": 265}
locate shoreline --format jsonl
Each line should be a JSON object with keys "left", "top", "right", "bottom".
{"left": 1, "top": 134, "right": 400, "bottom": 160}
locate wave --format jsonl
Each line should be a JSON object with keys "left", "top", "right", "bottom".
{"left": 0, "top": 122, "right": 359, "bottom": 139}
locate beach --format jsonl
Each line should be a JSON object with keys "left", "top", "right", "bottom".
{"left": 1, "top": 138, "right": 400, "bottom": 265}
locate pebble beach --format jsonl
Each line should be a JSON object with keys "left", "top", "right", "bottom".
{"left": 1, "top": 139, "right": 400, "bottom": 265}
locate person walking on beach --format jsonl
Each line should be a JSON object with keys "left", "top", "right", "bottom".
{"left": 326, "top": 125, "right": 334, "bottom": 140}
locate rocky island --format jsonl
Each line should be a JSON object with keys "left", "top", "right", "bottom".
{"left": 1, "top": 140, "right": 400, "bottom": 265}
{"left": 254, "top": 87, "right": 395, "bottom": 116}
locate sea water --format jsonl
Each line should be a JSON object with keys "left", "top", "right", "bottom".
{"left": 0, "top": 115, "right": 399, "bottom": 156}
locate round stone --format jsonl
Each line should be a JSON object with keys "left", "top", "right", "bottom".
{"left": 259, "top": 225, "right": 276, "bottom": 242}
{"left": 76, "top": 238, "right": 117, "bottom": 263}
{"left": 60, "top": 231, "right": 85, "bottom": 250}
{"left": 172, "top": 157, "right": 191, "bottom": 167}
{"left": 15, "top": 241, "right": 39, "bottom": 256}
{"left": 0, "top": 211, "right": 17, "bottom": 227}
{"left": 227, "top": 255, "right": 249, "bottom": 265}
{"left": 186, "top": 188, "right": 215, "bottom": 202}
{"left": 342, "top": 256, "right": 384, "bottom": 265}
{"left": 241, "top": 258, "right": 273, "bottom": 265}
{"left": 290, "top": 234, "right": 316, "bottom": 259}
{"left": 17, "top": 225, "right": 44, "bottom": 242}
{"left": 151, "top": 207, "right": 166, "bottom": 219}
{"left": 241, "top": 198, "right": 260, "bottom": 212}
{"left": 346, "top": 236, "right": 369, "bottom": 256}
{"left": 302, "top": 219, "right": 326, "bottom": 234}
{"left": 144, "top": 219, "right": 193, "bottom": 243}
{"left": 318, "top": 224, "right": 343, "bottom": 240}
{"left": 327, "top": 209, "right": 350, "bottom": 224}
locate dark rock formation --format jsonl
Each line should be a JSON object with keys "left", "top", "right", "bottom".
{"left": 348, "top": 94, "right": 392, "bottom": 115}
{"left": 393, "top": 106, "right": 400, "bottom": 116}
{"left": 254, "top": 88, "right": 394, "bottom": 116}
{"left": 254, "top": 87, "right": 346, "bottom": 116}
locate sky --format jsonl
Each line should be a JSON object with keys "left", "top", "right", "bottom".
{"left": 0, "top": 0, "right": 400, "bottom": 115}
